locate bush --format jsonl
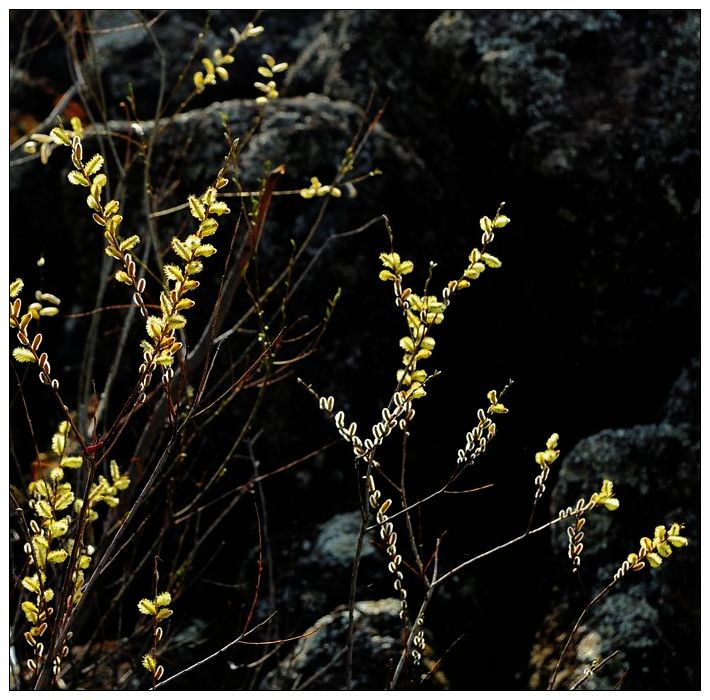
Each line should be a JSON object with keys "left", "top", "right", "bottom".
{"left": 9, "top": 10, "right": 696, "bottom": 691}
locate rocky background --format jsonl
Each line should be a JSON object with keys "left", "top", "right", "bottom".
{"left": 10, "top": 10, "right": 699, "bottom": 690}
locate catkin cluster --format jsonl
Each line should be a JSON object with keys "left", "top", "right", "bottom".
{"left": 304, "top": 207, "right": 512, "bottom": 666}
{"left": 138, "top": 176, "right": 231, "bottom": 398}
{"left": 316, "top": 390, "right": 416, "bottom": 619}
{"left": 10, "top": 280, "right": 61, "bottom": 390}
{"left": 614, "top": 523, "right": 688, "bottom": 581}
{"left": 19, "top": 421, "right": 130, "bottom": 680}
{"left": 379, "top": 206, "right": 510, "bottom": 400}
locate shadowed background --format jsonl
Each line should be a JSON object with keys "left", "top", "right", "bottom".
{"left": 10, "top": 9, "right": 699, "bottom": 690}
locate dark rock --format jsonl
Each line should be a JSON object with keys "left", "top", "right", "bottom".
{"left": 664, "top": 356, "right": 700, "bottom": 427}
{"left": 259, "top": 598, "right": 399, "bottom": 690}
{"left": 305, "top": 510, "right": 377, "bottom": 566}
{"left": 90, "top": 10, "right": 209, "bottom": 116}
{"left": 259, "top": 598, "right": 446, "bottom": 690}
{"left": 247, "top": 510, "right": 390, "bottom": 630}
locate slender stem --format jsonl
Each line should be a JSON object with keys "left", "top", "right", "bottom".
{"left": 151, "top": 555, "right": 160, "bottom": 690}
{"left": 388, "top": 509, "right": 585, "bottom": 690}
{"left": 364, "top": 485, "right": 447, "bottom": 532}
{"left": 152, "top": 612, "right": 278, "bottom": 689}
{"left": 249, "top": 438, "right": 276, "bottom": 636}
{"left": 434, "top": 512, "right": 570, "bottom": 588}
{"left": 9, "top": 83, "right": 79, "bottom": 153}
{"left": 345, "top": 511, "right": 368, "bottom": 689}
{"left": 526, "top": 493, "right": 541, "bottom": 535}
{"left": 547, "top": 579, "right": 619, "bottom": 689}
{"left": 400, "top": 430, "right": 424, "bottom": 574}
{"left": 389, "top": 583, "right": 435, "bottom": 689}
{"left": 569, "top": 649, "right": 621, "bottom": 690}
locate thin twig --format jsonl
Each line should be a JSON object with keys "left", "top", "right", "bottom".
{"left": 345, "top": 508, "right": 368, "bottom": 690}
{"left": 9, "top": 84, "right": 79, "bottom": 153}
{"left": 569, "top": 649, "right": 622, "bottom": 690}
{"left": 548, "top": 579, "right": 619, "bottom": 690}
{"left": 152, "top": 612, "right": 278, "bottom": 689}
{"left": 400, "top": 430, "right": 424, "bottom": 574}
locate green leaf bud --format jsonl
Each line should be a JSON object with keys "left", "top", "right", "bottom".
{"left": 47, "top": 549, "right": 68, "bottom": 565}
{"left": 104, "top": 200, "right": 120, "bottom": 217}
{"left": 199, "top": 218, "right": 218, "bottom": 237}
{"left": 60, "top": 455, "right": 83, "bottom": 469}
{"left": 185, "top": 260, "right": 203, "bottom": 275}
{"left": 120, "top": 235, "right": 141, "bottom": 252}
{"left": 70, "top": 116, "right": 84, "bottom": 136}
{"left": 22, "top": 575, "right": 42, "bottom": 594}
{"left": 68, "top": 170, "right": 90, "bottom": 187}
{"left": 146, "top": 316, "right": 163, "bottom": 340}
{"left": 85, "top": 154, "right": 105, "bottom": 176}
{"left": 195, "top": 243, "right": 217, "bottom": 258}
{"left": 171, "top": 238, "right": 191, "bottom": 260}
{"left": 167, "top": 314, "right": 187, "bottom": 329}
{"left": 188, "top": 195, "right": 206, "bottom": 221}
{"left": 646, "top": 552, "right": 663, "bottom": 568}
{"left": 399, "top": 337, "right": 414, "bottom": 352}
{"left": 12, "top": 347, "right": 35, "bottom": 363}
{"left": 50, "top": 127, "right": 71, "bottom": 146}
{"left": 481, "top": 253, "right": 502, "bottom": 268}
{"left": 208, "top": 201, "right": 230, "bottom": 216}
{"left": 155, "top": 591, "right": 172, "bottom": 607}
{"left": 138, "top": 597, "right": 157, "bottom": 615}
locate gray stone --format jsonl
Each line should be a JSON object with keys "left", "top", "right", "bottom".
{"left": 306, "top": 510, "right": 376, "bottom": 568}
{"left": 260, "top": 598, "right": 445, "bottom": 690}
